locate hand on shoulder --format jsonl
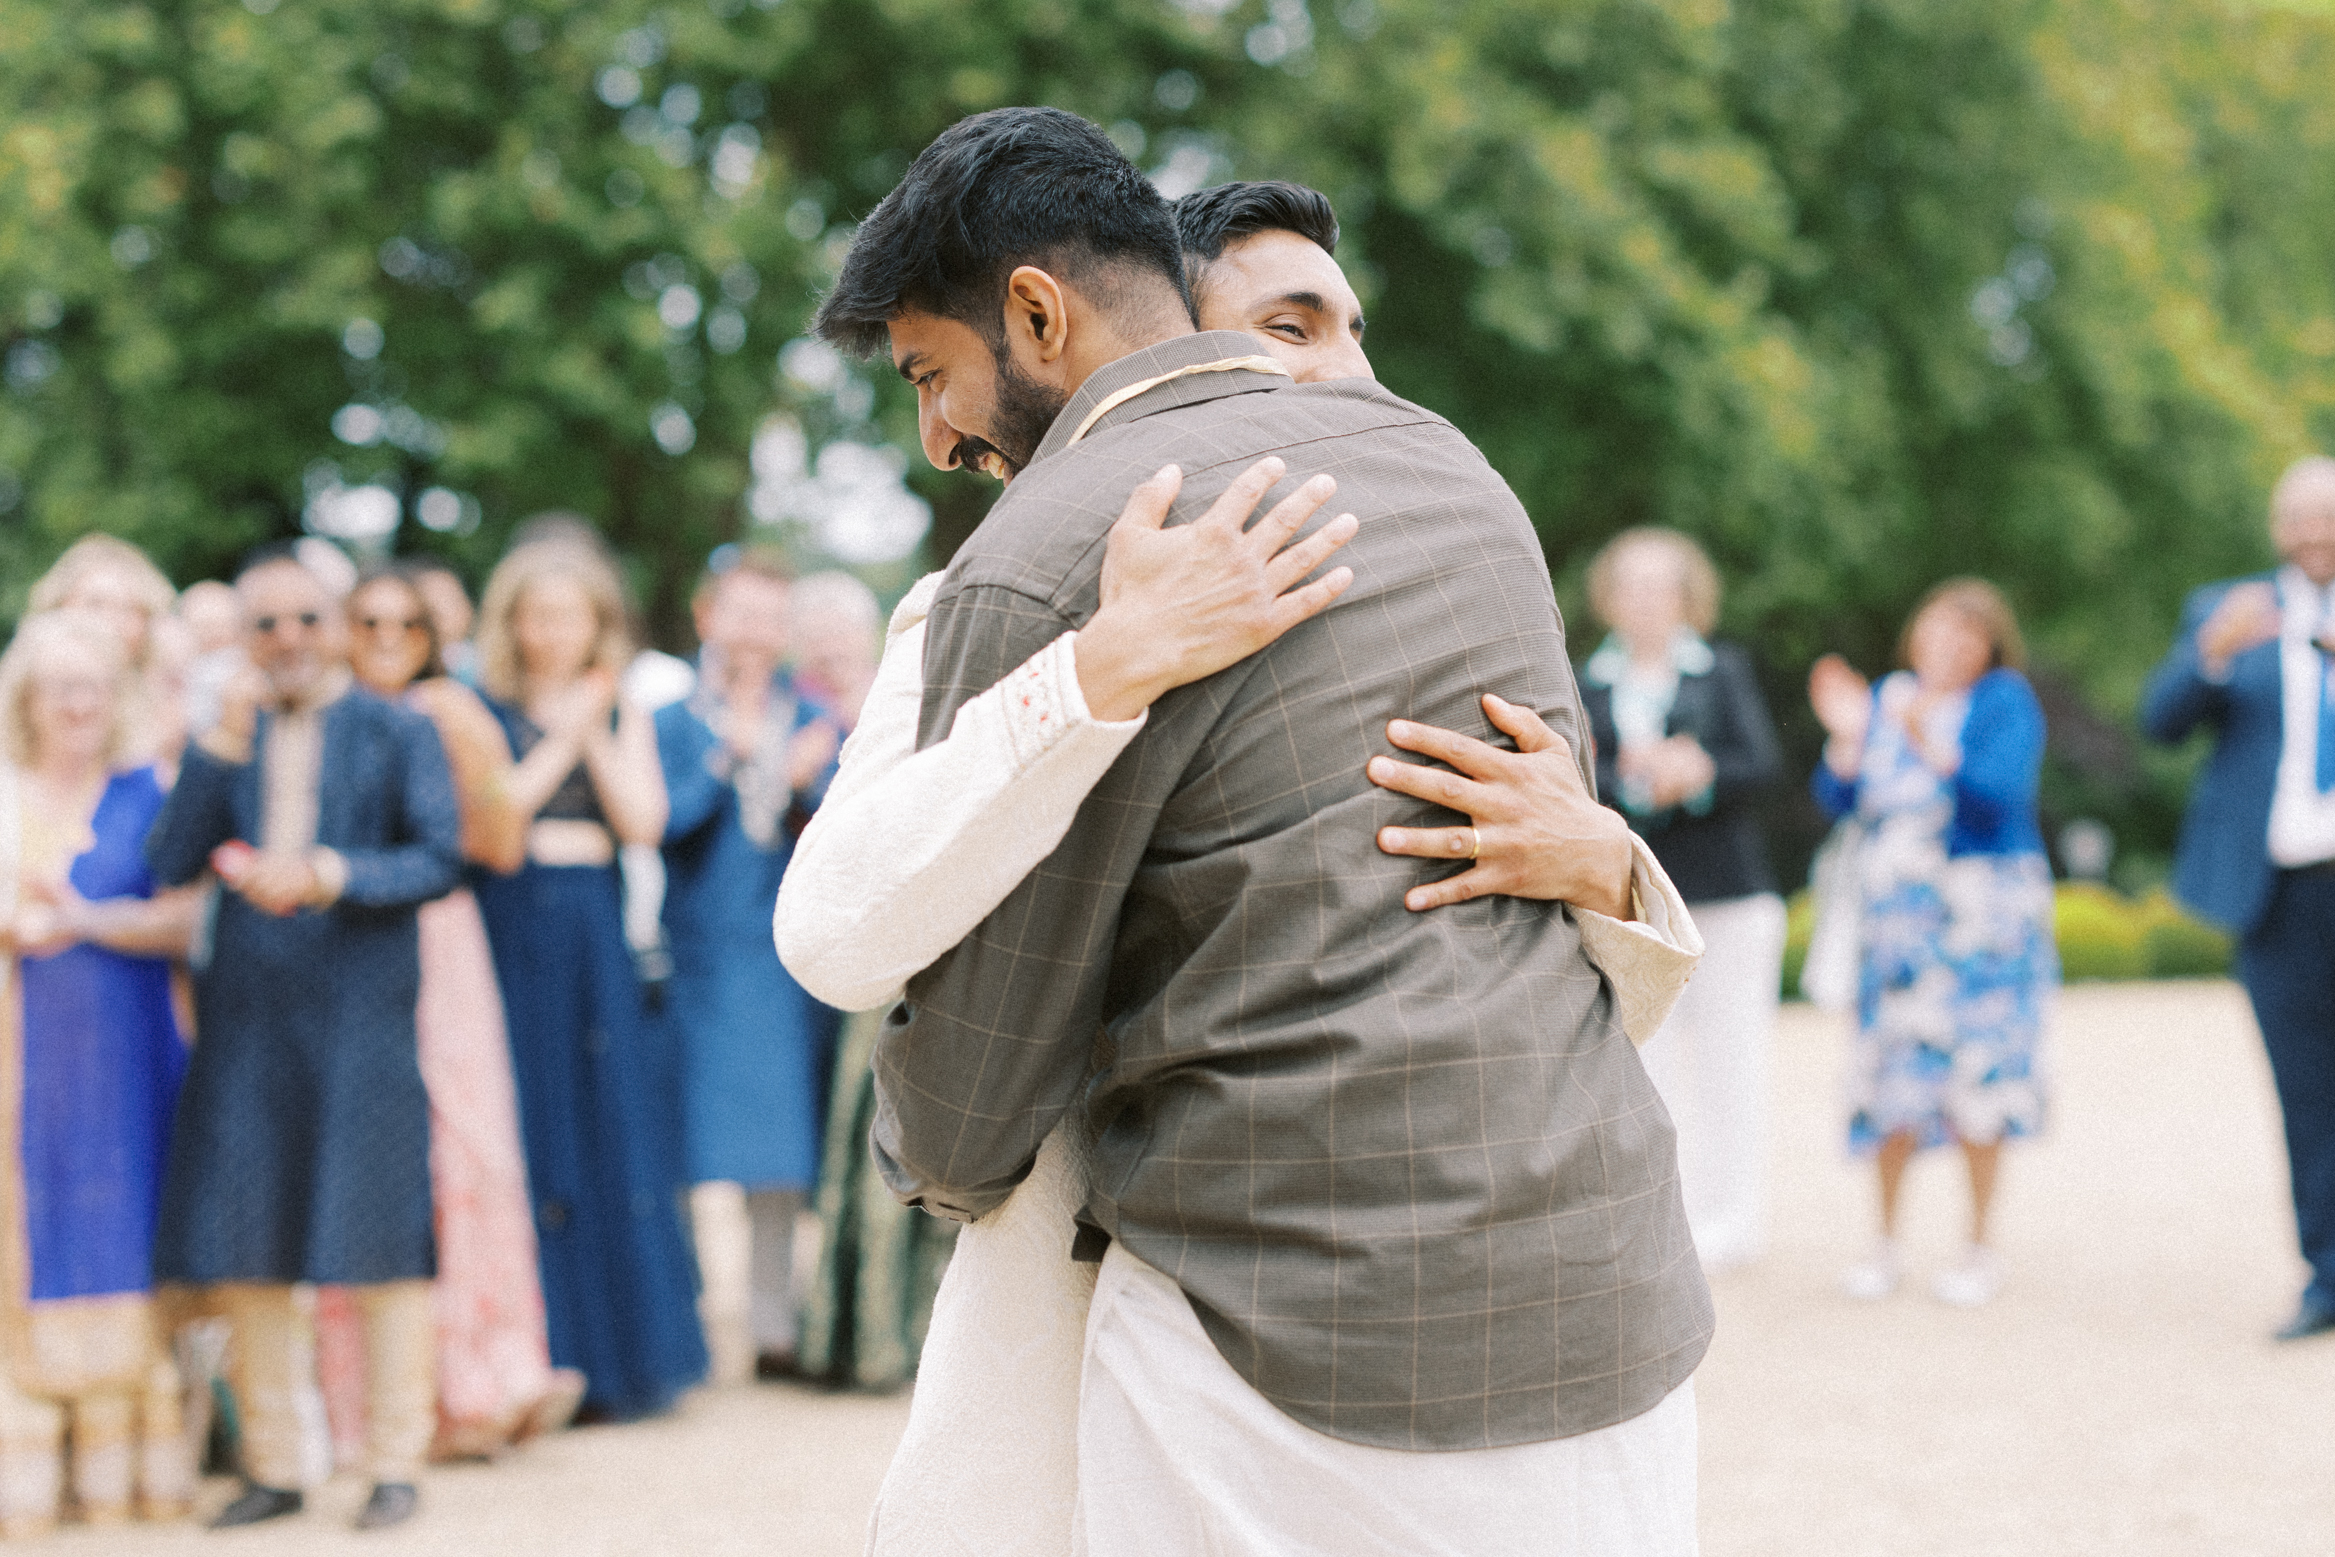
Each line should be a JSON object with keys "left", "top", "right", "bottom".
{"left": 1073, "top": 457, "right": 1359, "bottom": 722}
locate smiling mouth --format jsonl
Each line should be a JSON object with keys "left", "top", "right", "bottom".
{"left": 953, "top": 435, "right": 1017, "bottom": 484}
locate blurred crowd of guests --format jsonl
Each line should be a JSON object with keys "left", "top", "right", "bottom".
{"left": 6, "top": 451, "right": 2327, "bottom": 1530}
{"left": 0, "top": 525, "right": 880, "bottom": 1533}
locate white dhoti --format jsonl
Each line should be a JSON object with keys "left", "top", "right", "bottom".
{"left": 1072, "top": 1242, "right": 1699, "bottom": 1557}
{"left": 865, "top": 1123, "right": 1094, "bottom": 1556}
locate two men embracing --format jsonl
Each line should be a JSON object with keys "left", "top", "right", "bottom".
{"left": 796, "top": 106, "right": 1713, "bottom": 1557}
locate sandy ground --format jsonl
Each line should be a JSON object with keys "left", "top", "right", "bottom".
{"left": 27, "top": 979, "right": 2335, "bottom": 1555}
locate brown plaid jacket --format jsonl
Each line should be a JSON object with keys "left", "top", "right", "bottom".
{"left": 875, "top": 330, "right": 1712, "bottom": 1451}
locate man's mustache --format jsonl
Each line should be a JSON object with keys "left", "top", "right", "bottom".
{"left": 952, "top": 434, "right": 1017, "bottom": 483}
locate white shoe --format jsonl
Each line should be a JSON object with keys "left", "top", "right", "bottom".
{"left": 1840, "top": 1243, "right": 1901, "bottom": 1301}
{"left": 1931, "top": 1246, "right": 2001, "bottom": 1308}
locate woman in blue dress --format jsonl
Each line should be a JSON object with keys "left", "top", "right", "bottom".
{"left": 466, "top": 540, "right": 707, "bottom": 1420}
{"left": 1811, "top": 578, "right": 2056, "bottom": 1309}
{"left": 0, "top": 612, "right": 199, "bottom": 1528}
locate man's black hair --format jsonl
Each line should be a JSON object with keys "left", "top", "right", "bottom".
{"left": 1171, "top": 180, "right": 1340, "bottom": 267}
{"left": 812, "top": 106, "right": 1192, "bottom": 358}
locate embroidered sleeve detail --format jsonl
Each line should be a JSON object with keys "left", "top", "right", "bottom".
{"left": 998, "top": 632, "right": 1145, "bottom": 772}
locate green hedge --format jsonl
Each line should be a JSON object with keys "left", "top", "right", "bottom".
{"left": 1778, "top": 882, "right": 2231, "bottom": 998}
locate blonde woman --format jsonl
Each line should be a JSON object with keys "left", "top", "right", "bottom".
{"left": 466, "top": 540, "right": 706, "bottom": 1420}
{"left": 26, "top": 536, "right": 178, "bottom": 764}
{"left": 1578, "top": 529, "right": 1786, "bottom": 1272}
{"left": 0, "top": 614, "right": 199, "bottom": 1532}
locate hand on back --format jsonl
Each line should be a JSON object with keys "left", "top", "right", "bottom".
{"left": 1367, "top": 695, "right": 1634, "bottom": 921}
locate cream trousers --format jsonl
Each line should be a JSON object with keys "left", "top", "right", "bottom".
{"left": 214, "top": 1281, "right": 433, "bottom": 1488}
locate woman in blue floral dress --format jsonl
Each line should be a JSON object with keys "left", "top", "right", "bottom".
{"left": 1811, "top": 579, "right": 2056, "bottom": 1308}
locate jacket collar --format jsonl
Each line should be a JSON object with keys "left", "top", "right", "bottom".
{"left": 1030, "top": 330, "right": 1292, "bottom": 468}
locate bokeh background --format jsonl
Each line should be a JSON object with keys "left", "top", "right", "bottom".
{"left": 8, "top": 0, "right": 2335, "bottom": 896}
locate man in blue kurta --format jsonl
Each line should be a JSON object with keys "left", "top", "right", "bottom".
{"left": 146, "top": 551, "right": 462, "bottom": 1529}
{"left": 655, "top": 549, "right": 840, "bottom": 1377}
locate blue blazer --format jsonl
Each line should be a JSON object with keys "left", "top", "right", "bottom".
{"left": 2140, "top": 572, "right": 2284, "bottom": 935}
{"left": 1813, "top": 667, "right": 2048, "bottom": 858}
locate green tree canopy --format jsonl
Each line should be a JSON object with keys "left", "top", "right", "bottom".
{"left": 8, "top": 0, "right": 2335, "bottom": 874}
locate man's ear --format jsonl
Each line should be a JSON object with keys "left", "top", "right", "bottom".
{"left": 1003, "top": 265, "right": 1071, "bottom": 367}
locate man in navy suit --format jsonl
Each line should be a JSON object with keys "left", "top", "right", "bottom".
{"left": 2143, "top": 456, "right": 2335, "bottom": 1341}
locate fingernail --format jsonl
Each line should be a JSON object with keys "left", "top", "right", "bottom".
{"left": 1157, "top": 464, "right": 1179, "bottom": 479}
{"left": 1389, "top": 721, "right": 1412, "bottom": 739}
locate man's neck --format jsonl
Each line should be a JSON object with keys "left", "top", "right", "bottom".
{"left": 1056, "top": 315, "right": 1197, "bottom": 404}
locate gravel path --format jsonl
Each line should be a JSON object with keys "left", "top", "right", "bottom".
{"left": 28, "top": 980, "right": 2334, "bottom": 1555}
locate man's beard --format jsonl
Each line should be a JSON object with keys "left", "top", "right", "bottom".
{"left": 960, "top": 351, "right": 1067, "bottom": 482}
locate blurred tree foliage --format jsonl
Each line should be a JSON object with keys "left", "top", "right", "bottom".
{"left": 6, "top": 0, "right": 2335, "bottom": 872}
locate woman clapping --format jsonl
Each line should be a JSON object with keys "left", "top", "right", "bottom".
{"left": 1811, "top": 580, "right": 2057, "bottom": 1308}
{"left": 466, "top": 541, "right": 705, "bottom": 1421}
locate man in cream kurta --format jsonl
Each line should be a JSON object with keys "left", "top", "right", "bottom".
{"left": 781, "top": 571, "right": 1704, "bottom": 1557}
{"left": 808, "top": 109, "right": 1711, "bottom": 1555}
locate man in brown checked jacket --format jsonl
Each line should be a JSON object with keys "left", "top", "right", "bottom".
{"left": 815, "top": 108, "right": 1712, "bottom": 1556}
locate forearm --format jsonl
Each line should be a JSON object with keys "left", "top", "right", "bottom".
{"left": 585, "top": 717, "right": 669, "bottom": 846}
{"left": 777, "top": 628, "right": 1144, "bottom": 1011}
{"left": 144, "top": 750, "right": 241, "bottom": 886}
{"left": 74, "top": 886, "right": 202, "bottom": 958}
{"left": 505, "top": 731, "right": 586, "bottom": 818}
{"left": 435, "top": 714, "right": 527, "bottom": 871}
{"left": 459, "top": 788, "right": 528, "bottom": 874}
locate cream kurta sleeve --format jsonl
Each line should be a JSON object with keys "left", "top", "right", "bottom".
{"left": 774, "top": 572, "right": 1704, "bottom": 1035}
{"left": 774, "top": 574, "right": 1148, "bottom": 1012}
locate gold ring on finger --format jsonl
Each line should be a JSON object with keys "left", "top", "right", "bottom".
{"left": 1467, "top": 826, "right": 1481, "bottom": 861}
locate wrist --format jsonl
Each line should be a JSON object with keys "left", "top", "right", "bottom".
{"left": 1070, "top": 616, "right": 1167, "bottom": 724}
{"left": 1575, "top": 830, "right": 1635, "bottom": 922}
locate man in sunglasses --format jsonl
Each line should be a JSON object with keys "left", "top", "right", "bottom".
{"left": 146, "top": 547, "right": 463, "bottom": 1532}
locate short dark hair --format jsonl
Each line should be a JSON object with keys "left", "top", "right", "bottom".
{"left": 1172, "top": 181, "right": 1340, "bottom": 265}
{"left": 813, "top": 107, "right": 1192, "bottom": 358}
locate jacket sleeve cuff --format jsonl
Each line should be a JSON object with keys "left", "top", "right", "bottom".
{"left": 1573, "top": 833, "right": 1706, "bottom": 1046}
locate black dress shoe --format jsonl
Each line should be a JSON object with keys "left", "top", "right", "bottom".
{"left": 2273, "top": 1292, "right": 2335, "bottom": 1342}
{"left": 209, "top": 1484, "right": 303, "bottom": 1528}
{"left": 754, "top": 1348, "right": 799, "bottom": 1381}
{"left": 354, "top": 1482, "right": 419, "bottom": 1531}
